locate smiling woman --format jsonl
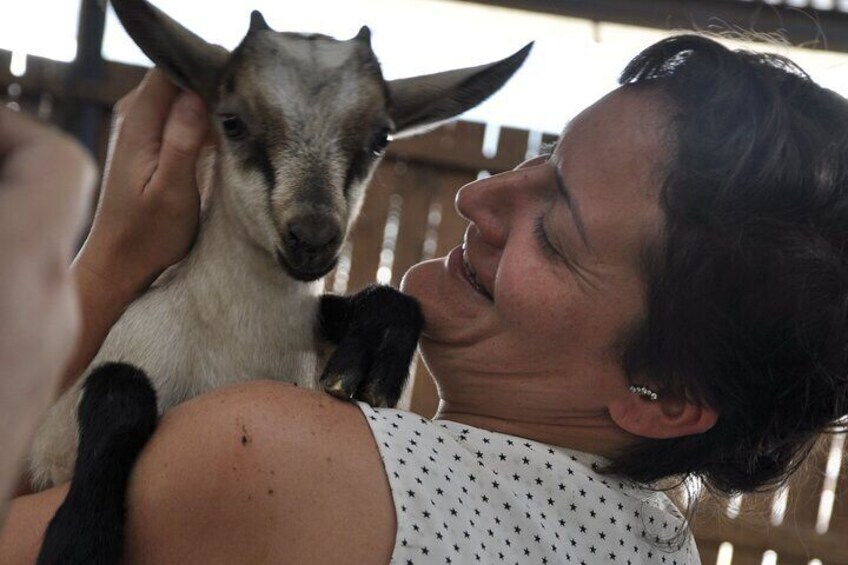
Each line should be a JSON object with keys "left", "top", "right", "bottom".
{"left": 401, "top": 86, "right": 677, "bottom": 457}
{"left": 3, "top": 32, "right": 848, "bottom": 565}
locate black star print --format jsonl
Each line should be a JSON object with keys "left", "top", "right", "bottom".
{"left": 361, "top": 404, "right": 693, "bottom": 565}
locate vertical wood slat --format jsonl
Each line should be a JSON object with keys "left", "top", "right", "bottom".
{"left": 729, "top": 547, "right": 767, "bottom": 565}
{"left": 389, "top": 162, "right": 437, "bottom": 287}
{"left": 344, "top": 164, "right": 396, "bottom": 293}
{"left": 822, "top": 432, "right": 848, "bottom": 534}
{"left": 405, "top": 166, "right": 479, "bottom": 418}
{"left": 784, "top": 441, "right": 829, "bottom": 533}
{"left": 696, "top": 540, "right": 719, "bottom": 565}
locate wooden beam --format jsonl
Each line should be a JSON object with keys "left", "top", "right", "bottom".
{"left": 449, "top": 0, "right": 848, "bottom": 52}
{"left": 0, "top": 51, "right": 145, "bottom": 108}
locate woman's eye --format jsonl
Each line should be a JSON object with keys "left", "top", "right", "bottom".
{"left": 533, "top": 214, "right": 561, "bottom": 260}
{"left": 219, "top": 113, "right": 249, "bottom": 141}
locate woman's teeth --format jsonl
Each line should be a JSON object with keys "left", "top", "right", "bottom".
{"left": 462, "top": 244, "right": 492, "bottom": 300}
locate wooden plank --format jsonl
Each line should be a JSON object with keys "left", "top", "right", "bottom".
{"left": 822, "top": 432, "right": 848, "bottom": 535}
{"left": 407, "top": 166, "right": 477, "bottom": 418}
{"left": 784, "top": 442, "right": 829, "bottom": 530}
{"left": 696, "top": 539, "right": 719, "bottom": 565}
{"left": 388, "top": 120, "right": 546, "bottom": 176}
{"left": 496, "top": 124, "right": 531, "bottom": 167}
{"left": 0, "top": 50, "right": 144, "bottom": 109}
{"left": 693, "top": 517, "right": 846, "bottom": 564}
{"left": 728, "top": 546, "right": 765, "bottom": 565}
{"left": 777, "top": 554, "right": 815, "bottom": 565}
{"left": 344, "top": 161, "right": 396, "bottom": 293}
{"left": 389, "top": 161, "right": 440, "bottom": 287}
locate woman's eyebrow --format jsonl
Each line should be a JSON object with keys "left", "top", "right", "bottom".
{"left": 553, "top": 166, "right": 590, "bottom": 248}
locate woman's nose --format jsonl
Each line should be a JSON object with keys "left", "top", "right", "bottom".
{"left": 455, "top": 169, "right": 536, "bottom": 248}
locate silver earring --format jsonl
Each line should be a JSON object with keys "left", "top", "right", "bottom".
{"left": 629, "top": 384, "right": 658, "bottom": 401}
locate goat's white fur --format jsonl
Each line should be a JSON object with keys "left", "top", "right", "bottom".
{"left": 30, "top": 158, "right": 325, "bottom": 488}
{"left": 29, "top": 1, "right": 531, "bottom": 490}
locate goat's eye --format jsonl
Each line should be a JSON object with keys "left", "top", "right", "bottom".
{"left": 370, "top": 128, "right": 392, "bottom": 156}
{"left": 220, "top": 113, "right": 248, "bottom": 141}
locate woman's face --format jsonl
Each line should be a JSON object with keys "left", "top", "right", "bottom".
{"left": 401, "top": 87, "right": 668, "bottom": 415}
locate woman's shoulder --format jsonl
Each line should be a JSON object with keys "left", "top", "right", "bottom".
{"left": 123, "top": 381, "right": 396, "bottom": 564}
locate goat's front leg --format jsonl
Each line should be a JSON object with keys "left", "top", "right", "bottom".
{"left": 38, "top": 362, "right": 158, "bottom": 565}
{"left": 318, "top": 285, "right": 423, "bottom": 408}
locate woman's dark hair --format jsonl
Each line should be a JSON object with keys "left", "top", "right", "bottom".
{"left": 610, "top": 34, "right": 848, "bottom": 495}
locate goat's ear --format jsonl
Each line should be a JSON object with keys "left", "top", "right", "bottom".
{"left": 387, "top": 42, "right": 532, "bottom": 137}
{"left": 111, "top": 0, "right": 228, "bottom": 102}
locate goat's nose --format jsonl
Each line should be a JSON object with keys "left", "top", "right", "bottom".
{"left": 286, "top": 215, "right": 341, "bottom": 253}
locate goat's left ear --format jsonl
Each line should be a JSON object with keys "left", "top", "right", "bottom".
{"left": 111, "top": 0, "right": 229, "bottom": 103}
{"left": 607, "top": 389, "right": 719, "bottom": 440}
{"left": 387, "top": 42, "right": 532, "bottom": 137}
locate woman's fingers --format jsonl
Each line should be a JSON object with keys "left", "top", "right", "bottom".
{"left": 118, "top": 69, "right": 180, "bottom": 150}
{"left": 152, "top": 91, "right": 208, "bottom": 195}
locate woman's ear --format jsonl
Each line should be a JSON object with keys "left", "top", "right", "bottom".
{"left": 607, "top": 389, "right": 718, "bottom": 440}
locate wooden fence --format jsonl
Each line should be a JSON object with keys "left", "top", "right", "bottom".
{"left": 2, "top": 49, "right": 845, "bottom": 565}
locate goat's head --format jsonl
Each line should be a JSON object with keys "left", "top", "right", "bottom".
{"left": 112, "top": 0, "right": 531, "bottom": 281}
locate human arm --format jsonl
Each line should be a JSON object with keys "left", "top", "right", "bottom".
{"left": 0, "top": 382, "right": 395, "bottom": 564}
{"left": 55, "top": 70, "right": 210, "bottom": 396}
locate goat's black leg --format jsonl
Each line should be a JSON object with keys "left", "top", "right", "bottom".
{"left": 318, "top": 284, "right": 423, "bottom": 407}
{"left": 37, "top": 362, "right": 158, "bottom": 565}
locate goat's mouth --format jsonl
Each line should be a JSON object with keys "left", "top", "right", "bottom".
{"left": 276, "top": 250, "right": 338, "bottom": 282}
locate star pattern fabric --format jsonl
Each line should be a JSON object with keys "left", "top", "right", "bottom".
{"left": 358, "top": 403, "right": 700, "bottom": 565}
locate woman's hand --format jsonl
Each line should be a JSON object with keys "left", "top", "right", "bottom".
{"left": 44, "top": 69, "right": 213, "bottom": 412}
{"left": 77, "top": 69, "right": 210, "bottom": 299}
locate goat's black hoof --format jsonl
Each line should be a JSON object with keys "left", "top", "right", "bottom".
{"left": 320, "top": 372, "right": 358, "bottom": 400}
{"left": 319, "top": 285, "right": 423, "bottom": 408}
{"left": 37, "top": 362, "right": 158, "bottom": 565}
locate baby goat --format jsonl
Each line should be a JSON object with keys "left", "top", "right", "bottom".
{"left": 29, "top": 0, "right": 530, "bottom": 490}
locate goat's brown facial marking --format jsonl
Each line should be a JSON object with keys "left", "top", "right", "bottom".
{"left": 212, "top": 29, "right": 391, "bottom": 281}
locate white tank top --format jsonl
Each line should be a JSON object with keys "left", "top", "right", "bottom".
{"left": 358, "top": 403, "right": 701, "bottom": 565}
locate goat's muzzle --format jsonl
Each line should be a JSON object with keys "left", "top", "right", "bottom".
{"left": 277, "top": 213, "right": 342, "bottom": 281}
